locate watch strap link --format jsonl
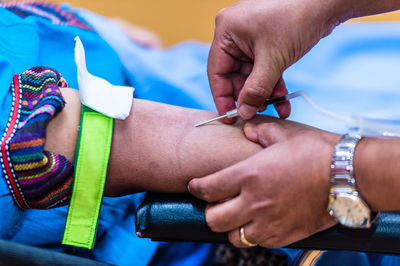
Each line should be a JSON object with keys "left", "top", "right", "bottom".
{"left": 330, "top": 133, "right": 362, "bottom": 192}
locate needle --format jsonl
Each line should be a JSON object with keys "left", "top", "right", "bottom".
{"left": 194, "top": 91, "right": 303, "bottom": 127}
{"left": 194, "top": 109, "right": 239, "bottom": 127}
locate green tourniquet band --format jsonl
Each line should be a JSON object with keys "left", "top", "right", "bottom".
{"left": 62, "top": 105, "right": 113, "bottom": 249}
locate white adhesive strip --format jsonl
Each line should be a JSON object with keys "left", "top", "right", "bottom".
{"left": 74, "top": 36, "right": 134, "bottom": 120}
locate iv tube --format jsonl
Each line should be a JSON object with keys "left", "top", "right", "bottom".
{"left": 297, "top": 91, "right": 400, "bottom": 138}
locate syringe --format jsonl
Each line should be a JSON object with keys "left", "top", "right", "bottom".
{"left": 195, "top": 90, "right": 400, "bottom": 138}
{"left": 194, "top": 91, "right": 303, "bottom": 127}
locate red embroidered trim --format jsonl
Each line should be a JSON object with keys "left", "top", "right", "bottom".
{"left": 0, "top": 75, "right": 30, "bottom": 209}
{"left": 0, "top": 1, "right": 93, "bottom": 31}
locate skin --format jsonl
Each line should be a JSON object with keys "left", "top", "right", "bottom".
{"left": 208, "top": 0, "right": 400, "bottom": 120}
{"left": 45, "top": 89, "right": 400, "bottom": 249}
{"left": 188, "top": 120, "right": 400, "bottom": 248}
{"left": 44, "top": 87, "right": 263, "bottom": 196}
{"left": 354, "top": 137, "right": 400, "bottom": 211}
{"left": 189, "top": 119, "right": 340, "bottom": 248}
{"left": 188, "top": 0, "right": 400, "bottom": 248}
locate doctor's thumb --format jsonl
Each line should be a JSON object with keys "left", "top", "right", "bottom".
{"left": 237, "top": 59, "right": 281, "bottom": 120}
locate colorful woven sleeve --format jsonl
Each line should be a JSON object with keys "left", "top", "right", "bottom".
{"left": 0, "top": 1, "right": 93, "bottom": 31}
{"left": 0, "top": 66, "right": 74, "bottom": 209}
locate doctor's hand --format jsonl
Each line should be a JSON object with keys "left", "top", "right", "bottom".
{"left": 208, "top": 0, "right": 400, "bottom": 122}
{"left": 207, "top": 0, "right": 345, "bottom": 122}
{"left": 188, "top": 118, "right": 340, "bottom": 247}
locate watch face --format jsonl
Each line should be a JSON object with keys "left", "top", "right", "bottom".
{"left": 328, "top": 193, "right": 371, "bottom": 228}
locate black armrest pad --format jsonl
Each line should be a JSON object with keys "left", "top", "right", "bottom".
{"left": 136, "top": 193, "right": 400, "bottom": 255}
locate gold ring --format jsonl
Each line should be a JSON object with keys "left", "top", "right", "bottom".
{"left": 239, "top": 226, "right": 257, "bottom": 247}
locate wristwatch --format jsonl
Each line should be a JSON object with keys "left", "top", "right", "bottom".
{"left": 327, "top": 133, "right": 375, "bottom": 228}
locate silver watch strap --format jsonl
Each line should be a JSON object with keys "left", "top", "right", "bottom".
{"left": 330, "top": 133, "right": 362, "bottom": 194}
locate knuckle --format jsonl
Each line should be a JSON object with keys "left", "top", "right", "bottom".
{"left": 261, "top": 237, "right": 282, "bottom": 249}
{"left": 238, "top": 167, "right": 259, "bottom": 184}
{"left": 266, "top": 121, "right": 283, "bottom": 132}
{"left": 228, "top": 231, "right": 243, "bottom": 248}
{"left": 256, "top": 122, "right": 286, "bottom": 145}
{"left": 206, "top": 68, "right": 214, "bottom": 79}
{"left": 260, "top": 122, "right": 283, "bottom": 135}
{"left": 196, "top": 183, "right": 214, "bottom": 202}
{"left": 243, "top": 86, "right": 268, "bottom": 102}
{"left": 206, "top": 216, "right": 222, "bottom": 232}
{"left": 215, "top": 8, "right": 229, "bottom": 26}
{"left": 205, "top": 212, "right": 218, "bottom": 230}
{"left": 244, "top": 230, "right": 259, "bottom": 244}
{"left": 190, "top": 180, "right": 207, "bottom": 197}
{"left": 249, "top": 200, "right": 270, "bottom": 215}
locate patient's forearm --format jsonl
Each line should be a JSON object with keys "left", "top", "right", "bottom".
{"left": 45, "top": 88, "right": 262, "bottom": 196}
{"left": 107, "top": 99, "right": 262, "bottom": 195}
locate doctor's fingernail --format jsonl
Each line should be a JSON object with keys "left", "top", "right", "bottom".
{"left": 238, "top": 104, "right": 258, "bottom": 120}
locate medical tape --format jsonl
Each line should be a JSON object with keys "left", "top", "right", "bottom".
{"left": 62, "top": 105, "right": 113, "bottom": 249}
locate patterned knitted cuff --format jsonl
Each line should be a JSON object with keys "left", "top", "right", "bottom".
{"left": 0, "top": 66, "right": 74, "bottom": 209}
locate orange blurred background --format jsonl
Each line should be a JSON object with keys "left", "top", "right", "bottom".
{"left": 55, "top": 0, "right": 400, "bottom": 46}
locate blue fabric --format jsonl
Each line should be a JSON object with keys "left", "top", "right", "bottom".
{"left": 74, "top": 8, "right": 214, "bottom": 111}
{"left": 285, "top": 23, "right": 400, "bottom": 134}
{"left": 77, "top": 9, "right": 400, "bottom": 265}
{"left": 1, "top": 4, "right": 400, "bottom": 265}
{"left": 75, "top": 8, "right": 215, "bottom": 266}
{"left": 0, "top": 5, "right": 211, "bottom": 266}
{"left": 0, "top": 7, "right": 156, "bottom": 265}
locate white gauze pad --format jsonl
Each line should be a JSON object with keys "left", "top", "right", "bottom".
{"left": 74, "top": 36, "right": 134, "bottom": 120}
